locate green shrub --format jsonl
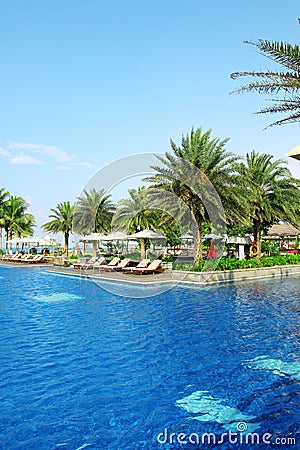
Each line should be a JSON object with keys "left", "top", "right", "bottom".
{"left": 162, "top": 255, "right": 176, "bottom": 263}
{"left": 173, "top": 262, "right": 192, "bottom": 271}
{"left": 190, "top": 254, "right": 300, "bottom": 272}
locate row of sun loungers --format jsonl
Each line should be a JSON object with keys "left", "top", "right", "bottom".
{"left": 72, "top": 256, "right": 164, "bottom": 275}
{"left": 0, "top": 254, "right": 47, "bottom": 264}
{"left": 0, "top": 253, "right": 165, "bottom": 273}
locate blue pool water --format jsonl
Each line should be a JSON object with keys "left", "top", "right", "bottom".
{"left": 0, "top": 266, "right": 299, "bottom": 449}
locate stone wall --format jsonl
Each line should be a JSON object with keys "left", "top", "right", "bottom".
{"left": 172, "top": 264, "right": 300, "bottom": 285}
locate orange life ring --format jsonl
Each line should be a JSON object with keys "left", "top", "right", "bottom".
{"left": 250, "top": 244, "right": 259, "bottom": 256}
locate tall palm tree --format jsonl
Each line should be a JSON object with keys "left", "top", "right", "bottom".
{"left": 230, "top": 39, "right": 300, "bottom": 127}
{"left": 73, "top": 188, "right": 115, "bottom": 234}
{"left": 146, "top": 127, "right": 243, "bottom": 265}
{"left": 235, "top": 151, "right": 300, "bottom": 257}
{"left": 0, "top": 196, "right": 35, "bottom": 251}
{"left": 0, "top": 188, "right": 9, "bottom": 249}
{"left": 0, "top": 188, "right": 8, "bottom": 212}
{"left": 42, "top": 201, "right": 74, "bottom": 256}
{"left": 73, "top": 188, "right": 115, "bottom": 256}
{"left": 113, "top": 186, "right": 158, "bottom": 232}
{"left": 14, "top": 213, "right": 36, "bottom": 238}
{"left": 113, "top": 186, "right": 176, "bottom": 258}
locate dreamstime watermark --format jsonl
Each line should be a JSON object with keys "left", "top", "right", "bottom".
{"left": 73, "top": 152, "right": 227, "bottom": 298}
{"left": 156, "top": 425, "right": 297, "bottom": 446}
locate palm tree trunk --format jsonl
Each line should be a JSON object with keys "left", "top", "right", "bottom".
{"left": 92, "top": 242, "right": 97, "bottom": 258}
{"left": 253, "top": 218, "right": 261, "bottom": 259}
{"left": 193, "top": 208, "right": 203, "bottom": 265}
{"left": 64, "top": 232, "right": 69, "bottom": 257}
{"left": 140, "top": 238, "right": 146, "bottom": 260}
{"left": 5, "top": 229, "right": 8, "bottom": 254}
{"left": 194, "top": 223, "right": 203, "bottom": 266}
{"left": 9, "top": 226, "right": 13, "bottom": 253}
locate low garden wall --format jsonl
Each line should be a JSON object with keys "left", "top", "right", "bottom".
{"left": 172, "top": 264, "right": 300, "bottom": 285}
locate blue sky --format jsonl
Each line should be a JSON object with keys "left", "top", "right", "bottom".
{"left": 0, "top": 0, "right": 300, "bottom": 238}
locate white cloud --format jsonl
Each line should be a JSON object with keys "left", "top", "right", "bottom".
{"left": 10, "top": 155, "right": 44, "bottom": 165}
{"left": 23, "top": 195, "right": 32, "bottom": 207}
{"left": 1, "top": 141, "right": 92, "bottom": 169}
{"left": 33, "top": 209, "right": 48, "bottom": 221}
{"left": 72, "top": 161, "right": 93, "bottom": 168}
{"left": 8, "top": 142, "right": 75, "bottom": 162}
{"left": 56, "top": 165, "right": 72, "bottom": 170}
{"left": 56, "top": 161, "right": 93, "bottom": 170}
{"left": 0, "top": 147, "right": 9, "bottom": 156}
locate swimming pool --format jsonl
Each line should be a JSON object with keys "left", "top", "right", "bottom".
{"left": 0, "top": 266, "right": 299, "bottom": 449}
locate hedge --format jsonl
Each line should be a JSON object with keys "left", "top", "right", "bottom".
{"left": 192, "top": 254, "right": 300, "bottom": 272}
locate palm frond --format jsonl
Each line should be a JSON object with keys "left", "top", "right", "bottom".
{"left": 247, "top": 40, "right": 300, "bottom": 73}
{"left": 230, "top": 39, "right": 300, "bottom": 127}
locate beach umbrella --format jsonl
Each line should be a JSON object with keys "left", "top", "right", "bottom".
{"left": 29, "top": 236, "right": 54, "bottom": 246}
{"left": 129, "top": 229, "right": 166, "bottom": 240}
{"left": 6, "top": 236, "right": 58, "bottom": 254}
{"left": 6, "top": 237, "right": 22, "bottom": 244}
{"left": 23, "top": 236, "right": 55, "bottom": 253}
{"left": 99, "top": 232, "right": 129, "bottom": 256}
{"left": 179, "top": 233, "right": 194, "bottom": 254}
{"left": 5, "top": 237, "right": 22, "bottom": 254}
{"left": 39, "top": 236, "right": 58, "bottom": 246}
{"left": 99, "top": 231, "right": 129, "bottom": 241}
{"left": 226, "top": 236, "right": 252, "bottom": 245}
{"left": 6, "top": 236, "right": 36, "bottom": 253}
{"left": 179, "top": 233, "right": 194, "bottom": 240}
{"left": 128, "top": 229, "right": 166, "bottom": 260}
{"left": 80, "top": 233, "right": 105, "bottom": 241}
{"left": 203, "top": 233, "right": 223, "bottom": 239}
{"left": 79, "top": 233, "right": 105, "bottom": 256}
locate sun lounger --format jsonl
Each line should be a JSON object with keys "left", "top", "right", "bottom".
{"left": 80, "top": 256, "right": 107, "bottom": 271}
{"left": 15, "top": 254, "right": 34, "bottom": 262}
{"left": 105, "top": 258, "right": 131, "bottom": 272}
{"left": 122, "top": 259, "right": 151, "bottom": 274}
{"left": 92, "top": 257, "right": 108, "bottom": 273}
{"left": 72, "top": 256, "right": 98, "bottom": 269}
{"left": 11, "top": 253, "right": 22, "bottom": 260}
{"left": 98, "top": 257, "right": 121, "bottom": 272}
{"left": 23, "top": 255, "right": 47, "bottom": 264}
{"left": 5, "top": 253, "right": 23, "bottom": 262}
{"left": 132, "top": 259, "right": 164, "bottom": 275}
{"left": 0, "top": 254, "right": 14, "bottom": 261}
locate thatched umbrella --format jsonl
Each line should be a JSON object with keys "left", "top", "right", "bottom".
{"left": 128, "top": 229, "right": 166, "bottom": 260}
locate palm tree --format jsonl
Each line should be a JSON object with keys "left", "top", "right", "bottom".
{"left": 73, "top": 188, "right": 115, "bottom": 234}
{"left": 113, "top": 186, "right": 175, "bottom": 258}
{"left": 0, "top": 188, "right": 8, "bottom": 212}
{"left": 0, "top": 188, "right": 9, "bottom": 249}
{"left": 230, "top": 39, "right": 300, "bottom": 127}
{"left": 0, "top": 196, "right": 35, "bottom": 251}
{"left": 146, "top": 127, "right": 243, "bottom": 265}
{"left": 235, "top": 151, "right": 300, "bottom": 257}
{"left": 42, "top": 201, "right": 74, "bottom": 256}
{"left": 73, "top": 188, "right": 115, "bottom": 256}
{"left": 14, "top": 213, "right": 36, "bottom": 237}
{"left": 113, "top": 186, "right": 157, "bottom": 232}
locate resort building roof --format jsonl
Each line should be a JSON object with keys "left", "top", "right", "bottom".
{"left": 285, "top": 145, "right": 300, "bottom": 161}
{"left": 265, "top": 223, "right": 300, "bottom": 238}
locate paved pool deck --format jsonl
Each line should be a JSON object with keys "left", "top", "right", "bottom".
{"left": 46, "top": 265, "right": 174, "bottom": 284}
{"left": 46, "top": 263, "right": 300, "bottom": 286}
{"left": 1, "top": 261, "right": 300, "bottom": 286}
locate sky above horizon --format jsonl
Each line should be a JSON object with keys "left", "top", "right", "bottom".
{"left": 1, "top": 0, "right": 300, "bottom": 242}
